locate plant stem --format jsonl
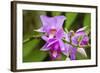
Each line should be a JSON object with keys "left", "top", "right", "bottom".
{"left": 23, "top": 35, "right": 41, "bottom": 43}
{"left": 62, "top": 38, "right": 90, "bottom": 48}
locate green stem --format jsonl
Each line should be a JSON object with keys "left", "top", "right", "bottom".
{"left": 63, "top": 38, "right": 90, "bottom": 48}
{"left": 63, "top": 39, "right": 78, "bottom": 47}
{"left": 23, "top": 36, "right": 41, "bottom": 43}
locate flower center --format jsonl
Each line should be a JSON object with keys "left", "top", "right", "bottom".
{"left": 49, "top": 29, "right": 56, "bottom": 38}
{"left": 50, "top": 29, "right": 56, "bottom": 34}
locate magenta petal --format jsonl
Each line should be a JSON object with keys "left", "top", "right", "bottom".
{"left": 50, "top": 50, "right": 59, "bottom": 60}
{"left": 80, "top": 35, "right": 89, "bottom": 46}
{"left": 47, "top": 39, "right": 58, "bottom": 48}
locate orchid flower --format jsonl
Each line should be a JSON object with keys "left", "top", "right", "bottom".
{"left": 63, "top": 27, "right": 89, "bottom": 60}
{"left": 35, "top": 15, "right": 89, "bottom": 61}
{"left": 37, "top": 15, "right": 66, "bottom": 60}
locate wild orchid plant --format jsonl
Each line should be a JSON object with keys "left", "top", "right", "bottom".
{"left": 35, "top": 15, "right": 90, "bottom": 61}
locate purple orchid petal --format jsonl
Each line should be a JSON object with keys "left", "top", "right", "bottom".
{"left": 70, "top": 47, "right": 77, "bottom": 60}
{"left": 62, "top": 44, "right": 77, "bottom": 60}
{"left": 71, "top": 35, "right": 79, "bottom": 46}
{"left": 75, "top": 31, "right": 86, "bottom": 37}
{"left": 56, "top": 29, "right": 65, "bottom": 39}
{"left": 76, "top": 27, "right": 86, "bottom": 33}
{"left": 50, "top": 50, "right": 60, "bottom": 60}
{"left": 62, "top": 44, "right": 70, "bottom": 56}
{"left": 80, "top": 35, "right": 89, "bottom": 46}
{"left": 40, "top": 15, "right": 56, "bottom": 31}
{"left": 70, "top": 52, "right": 76, "bottom": 60}
{"left": 65, "top": 33, "right": 70, "bottom": 42}
{"left": 40, "top": 15, "right": 51, "bottom": 33}
{"left": 40, "top": 15, "right": 66, "bottom": 33}
{"left": 72, "top": 29, "right": 88, "bottom": 46}
{"left": 59, "top": 39, "right": 65, "bottom": 51}
{"left": 48, "top": 40, "right": 61, "bottom": 60}
{"left": 40, "top": 15, "right": 49, "bottom": 26}
{"left": 65, "top": 30, "right": 74, "bottom": 42}
{"left": 47, "top": 39, "right": 58, "bottom": 48}
{"left": 55, "top": 16, "right": 66, "bottom": 29}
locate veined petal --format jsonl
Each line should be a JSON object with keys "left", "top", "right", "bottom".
{"left": 55, "top": 16, "right": 66, "bottom": 29}
{"left": 40, "top": 15, "right": 49, "bottom": 26}
{"left": 40, "top": 15, "right": 53, "bottom": 32}
{"left": 40, "top": 15, "right": 57, "bottom": 28}
{"left": 56, "top": 29, "right": 65, "bottom": 39}
{"left": 77, "top": 48, "right": 87, "bottom": 57}
{"left": 40, "top": 15, "right": 66, "bottom": 32}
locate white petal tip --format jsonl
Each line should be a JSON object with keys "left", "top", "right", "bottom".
{"left": 66, "top": 57, "right": 71, "bottom": 61}
{"left": 77, "top": 48, "right": 87, "bottom": 57}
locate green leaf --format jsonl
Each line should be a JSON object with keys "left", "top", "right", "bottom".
{"left": 83, "top": 13, "right": 91, "bottom": 34}
{"left": 61, "top": 54, "right": 66, "bottom": 60}
{"left": 64, "top": 12, "right": 78, "bottom": 30}
{"left": 23, "top": 38, "right": 47, "bottom": 62}
{"left": 76, "top": 51, "right": 88, "bottom": 60}
{"left": 23, "top": 10, "right": 46, "bottom": 40}
{"left": 23, "top": 48, "right": 47, "bottom": 62}
{"left": 23, "top": 39, "right": 41, "bottom": 57}
{"left": 52, "top": 11, "right": 61, "bottom": 16}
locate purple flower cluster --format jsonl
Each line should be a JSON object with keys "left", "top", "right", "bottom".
{"left": 36, "top": 15, "right": 89, "bottom": 60}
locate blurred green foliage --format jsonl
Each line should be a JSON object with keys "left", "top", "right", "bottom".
{"left": 23, "top": 10, "right": 91, "bottom": 62}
